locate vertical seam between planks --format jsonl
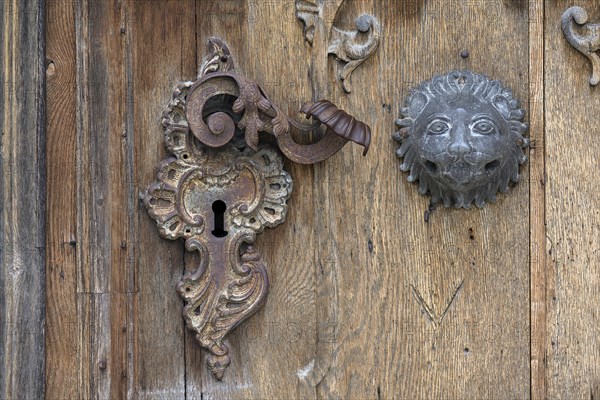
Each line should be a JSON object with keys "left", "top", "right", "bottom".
{"left": 540, "top": 5, "right": 547, "bottom": 395}
{"left": 529, "top": 0, "right": 547, "bottom": 398}
{"left": 124, "top": 0, "right": 136, "bottom": 398}
{"left": 75, "top": 0, "right": 89, "bottom": 396}
{"left": 38, "top": 0, "right": 48, "bottom": 394}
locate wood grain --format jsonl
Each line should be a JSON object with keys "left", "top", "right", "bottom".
{"left": 132, "top": 1, "right": 195, "bottom": 398}
{"left": 545, "top": 1, "right": 600, "bottom": 398}
{"left": 315, "top": 1, "right": 530, "bottom": 398}
{"left": 76, "top": 1, "right": 134, "bottom": 397}
{"left": 46, "top": 0, "right": 78, "bottom": 397}
{"left": 529, "top": 1, "right": 547, "bottom": 399}
{"left": 47, "top": 0, "right": 600, "bottom": 398}
{"left": 0, "top": 1, "right": 46, "bottom": 399}
{"left": 46, "top": 0, "right": 137, "bottom": 397}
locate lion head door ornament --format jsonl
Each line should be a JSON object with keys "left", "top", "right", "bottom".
{"left": 142, "top": 37, "right": 370, "bottom": 380}
{"left": 393, "top": 70, "right": 529, "bottom": 209}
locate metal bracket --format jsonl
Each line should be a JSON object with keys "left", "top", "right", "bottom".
{"left": 296, "top": 0, "right": 381, "bottom": 93}
{"left": 393, "top": 70, "right": 529, "bottom": 209}
{"left": 143, "top": 37, "right": 370, "bottom": 380}
{"left": 562, "top": 6, "right": 600, "bottom": 86}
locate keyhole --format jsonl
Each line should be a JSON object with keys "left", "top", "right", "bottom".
{"left": 211, "top": 200, "right": 228, "bottom": 238}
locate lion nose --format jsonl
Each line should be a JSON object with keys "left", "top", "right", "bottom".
{"left": 448, "top": 125, "right": 472, "bottom": 156}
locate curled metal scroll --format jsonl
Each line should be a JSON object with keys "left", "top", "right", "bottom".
{"left": 295, "top": 1, "right": 381, "bottom": 93}
{"left": 328, "top": 14, "right": 381, "bottom": 93}
{"left": 562, "top": 6, "right": 600, "bottom": 86}
{"left": 186, "top": 44, "right": 370, "bottom": 163}
{"left": 143, "top": 37, "right": 371, "bottom": 380}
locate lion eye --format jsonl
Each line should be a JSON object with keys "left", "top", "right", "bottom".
{"left": 427, "top": 120, "right": 450, "bottom": 135}
{"left": 471, "top": 119, "right": 496, "bottom": 135}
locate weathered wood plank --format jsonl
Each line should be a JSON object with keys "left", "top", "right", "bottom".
{"left": 529, "top": 0, "right": 547, "bottom": 399}
{"left": 310, "top": 1, "right": 530, "bottom": 398}
{"left": 49, "top": 1, "right": 137, "bottom": 398}
{"left": 46, "top": 0, "right": 78, "bottom": 397}
{"left": 46, "top": 1, "right": 200, "bottom": 397}
{"left": 0, "top": 0, "right": 46, "bottom": 399}
{"left": 545, "top": 1, "right": 600, "bottom": 398}
{"left": 132, "top": 1, "right": 195, "bottom": 398}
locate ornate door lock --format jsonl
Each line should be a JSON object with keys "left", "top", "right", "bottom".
{"left": 562, "top": 6, "right": 600, "bottom": 86}
{"left": 143, "top": 37, "right": 370, "bottom": 379}
{"left": 393, "top": 70, "right": 529, "bottom": 209}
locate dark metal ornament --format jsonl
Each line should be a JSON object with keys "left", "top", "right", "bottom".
{"left": 393, "top": 70, "right": 529, "bottom": 209}
{"left": 143, "top": 37, "right": 371, "bottom": 380}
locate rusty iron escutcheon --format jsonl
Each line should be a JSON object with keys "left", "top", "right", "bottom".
{"left": 143, "top": 37, "right": 371, "bottom": 380}
{"left": 393, "top": 70, "right": 529, "bottom": 209}
{"left": 562, "top": 6, "right": 600, "bottom": 86}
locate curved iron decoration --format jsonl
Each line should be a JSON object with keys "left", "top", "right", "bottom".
{"left": 393, "top": 70, "right": 529, "bottom": 209}
{"left": 296, "top": 1, "right": 381, "bottom": 93}
{"left": 562, "top": 6, "right": 600, "bottom": 86}
{"left": 328, "top": 14, "right": 381, "bottom": 93}
{"left": 143, "top": 37, "right": 370, "bottom": 380}
{"left": 186, "top": 72, "right": 370, "bottom": 163}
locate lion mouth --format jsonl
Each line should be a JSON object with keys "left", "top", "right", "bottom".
{"left": 484, "top": 159, "right": 501, "bottom": 173}
{"left": 423, "top": 157, "right": 502, "bottom": 185}
{"left": 436, "top": 160, "right": 499, "bottom": 187}
{"left": 442, "top": 161, "right": 475, "bottom": 185}
{"left": 423, "top": 160, "right": 438, "bottom": 174}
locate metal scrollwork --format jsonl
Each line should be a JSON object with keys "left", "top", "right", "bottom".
{"left": 328, "top": 14, "right": 381, "bottom": 93}
{"left": 393, "top": 70, "right": 529, "bottom": 209}
{"left": 143, "top": 37, "right": 371, "bottom": 380}
{"left": 295, "top": 1, "right": 381, "bottom": 93}
{"left": 296, "top": 0, "right": 321, "bottom": 45}
{"left": 562, "top": 6, "right": 600, "bottom": 86}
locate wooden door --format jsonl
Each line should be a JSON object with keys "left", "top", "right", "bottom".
{"left": 1, "top": 0, "right": 599, "bottom": 399}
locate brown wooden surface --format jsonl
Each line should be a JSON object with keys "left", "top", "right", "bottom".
{"left": 46, "top": 0, "right": 77, "bottom": 397}
{"left": 40, "top": 0, "right": 600, "bottom": 399}
{"left": 529, "top": 0, "right": 547, "bottom": 398}
{"left": 545, "top": 1, "right": 600, "bottom": 399}
{"left": 0, "top": 0, "right": 46, "bottom": 399}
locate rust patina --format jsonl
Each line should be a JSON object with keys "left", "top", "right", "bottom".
{"left": 143, "top": 37, "right": 371, "bottom": 379}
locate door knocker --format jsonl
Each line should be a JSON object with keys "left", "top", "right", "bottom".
{"left": 562, "top": 6, "right": 600, "bottom": 86}
{"left": 143, "top": 37, "right": 371, "bottom": 380}
{"left": 393, "top": 70, "right": 529, "bottom": 209}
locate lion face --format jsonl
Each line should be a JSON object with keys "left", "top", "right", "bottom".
{"left": 394, "top": 71, "right": 529, "bottom": 209}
